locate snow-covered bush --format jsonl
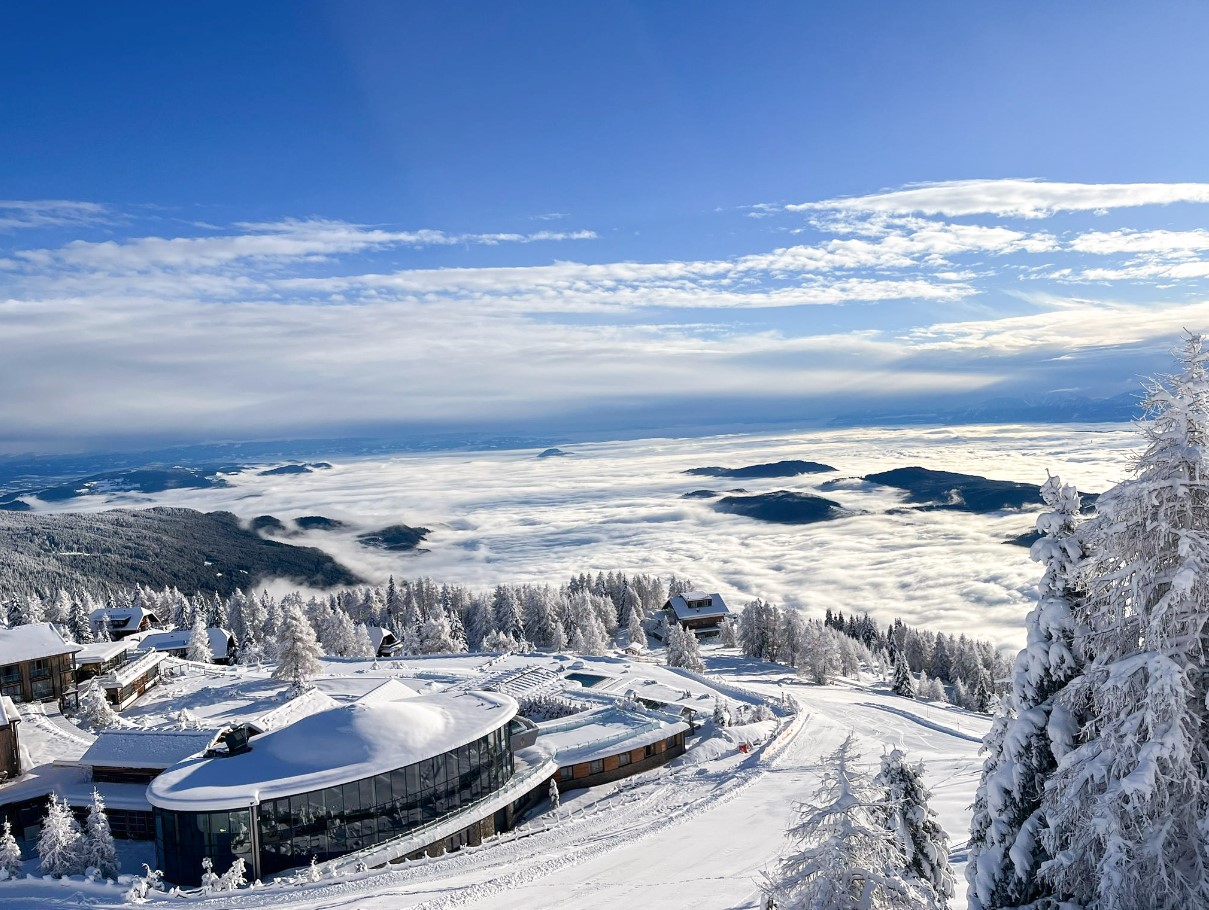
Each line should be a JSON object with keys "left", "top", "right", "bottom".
{"left": 516, "top": 692, "right": 589, "bottom": 722}
{"left": 712, "top": 697, "right": 732, "bottom": 727}
{"left": 77, "top": 678, "right": 117, "bottom": 729}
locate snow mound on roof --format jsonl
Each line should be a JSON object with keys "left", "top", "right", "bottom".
{"left": 148, "top": 690, "right": 517, "bottom": 810}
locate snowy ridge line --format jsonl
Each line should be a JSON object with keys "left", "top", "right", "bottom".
{"left": 854, "top": 701, "right": 983, "bottom": 744}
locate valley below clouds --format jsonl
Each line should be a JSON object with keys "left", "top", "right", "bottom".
{"left": 25, "top": 422, "right": 1139, "bottom": 649}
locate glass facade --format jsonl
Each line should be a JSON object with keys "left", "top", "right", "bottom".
{"left": 154, "top": 723, "right": 513, "bottom": 885}
{"left": 155, "top": 808, "right": 254, "bottom": 886}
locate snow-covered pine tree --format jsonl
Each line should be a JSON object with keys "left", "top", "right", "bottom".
{"left": 965, "top": 473, "right": 1084, "bottom": 910}
{"left": 891, "top": 654, "right": 916, "bottom": 698}
{"left": 0, "top": 819, "right": 22, "bottom": 880}
{"left": 37, "top": 796, "right": 82, "bottom": 877}
{"left": 272, "top": 601, "right": 324, "bottom": 692}
{"left": 548, "top": 777, "right": 560, "bottom": 810}
{"left": 764, "top": 734, "right": 936, "bottom": 910}
{"left": 186, "top": 615, "right": 213, "bottom": 663}
{"left": 917, "top": 669, "right": 933, "bottom": 698}
{"left": 1043, "top": 335, "right": 1209, "bottom": 910}
{"left": 875, "top": 749, "right": 953, "bottom": 908}
{"left": 351, "top": 623, "right": 376, "bottom": 658}
{"left": 77, "top": 678, "right": 117, "bottom": 729}
{"left": 622, "top": 598, "right": 645, "bottom": 648}
{"left": 68, "top": 598, "right": 94, "bottom": 644}
{"left": 417, "top": 614, "right": 456, "bottom": 654}
{"left": 719, "top": 616, "right": 738, "bottom": 648}
{"left": 81, "top": 788, "right": 117, "bottom": 880}
{"left": 665, "top": 622, "right": 705, "bottom": 672}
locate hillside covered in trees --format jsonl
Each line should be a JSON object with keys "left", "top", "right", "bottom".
{"left": 0, "top": 507, "right": 361, "bottom": 597}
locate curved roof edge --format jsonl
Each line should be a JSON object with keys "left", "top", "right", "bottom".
{"left": 148, "top": 689, "right": 517, "bottom": 812}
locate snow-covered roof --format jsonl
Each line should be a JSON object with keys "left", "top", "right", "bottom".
{"left": 0, "top": 623, "right": 81, "bottom": 664}
{"left": 63, "top": 778, "right": 152, "bottom": 812}
{"left": 136, "top": 627, "right": 234, "bottom": 657}
{"left": 78, "top": 728, "right": 222, "bottom": 770}
{"left": 0, "top": 695, "right": 19, "bottom": 727}
{"left": 74, "top": 640, "right": 131, "bottom": 665}
{"left": 665, "top": 592, "right": 730, "bottom": 622}
{"left": 536, "top": 706, "right": 689, "bottom": 765}
{"left": 97, "top": 649, "right": 166, "bottom": 688}
{"left": 358, "top": 678, "right": 420, "bottom": 703}
{"left": 367, "top": 627, "right": 400, "bottom": 654}
{"left": 90, "top": 606, "right": 159, "bottom": 632}
{"left": 250, "top": 688, "right": 339, "bottom": 734}
{"left": 148, "top": 689, "right": 518, "bottom": 812}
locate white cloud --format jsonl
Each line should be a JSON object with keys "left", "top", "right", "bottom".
{"left": 8, "top": 218, "right": 596, "bottom": 273}
{"left": 30, "top": 423, "right": 1139, "bottom": 647}
{"left": 790, "top": 179, "right": 1209, "bottom": 219}
{"left": 0, "top": 199, "right": 111, "bottom": 231}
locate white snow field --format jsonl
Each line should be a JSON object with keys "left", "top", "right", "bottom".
{"left": 0, "top": 651, "right": 989, "bottom": 910}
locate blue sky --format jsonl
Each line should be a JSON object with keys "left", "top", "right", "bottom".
{"left": 3, "top": 3, "right": 1209, "bottom": 452}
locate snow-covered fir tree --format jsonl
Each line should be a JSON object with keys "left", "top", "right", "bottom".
{"left": 875, "top": 749, "right": 953, "bottom": 908}
{"left": 37, "top": 796, "right": 82, "bottom": 877}
{"left": 186, "top": 615, "right": 213, "bottom": 663}
{"left": 0, "top": 819, "right": 22, "bottom": 880}
{"left": 272, "top": 601, "right": 324, "bottom": 692}
{"left": 665, "top": 622, "right": 705, "bottom": 672}
{"left": 81, "top": 788, "right": 118, "bottom": 880}
{"left": 621, "top": 598, "right": 645, "bottom": 647}
{"left": 764, "top": 734, "right": 937, "bottom": 910}
{"left": 77, "top": 678, "right": 117, "bottom": 729}
{"left": 351, "top": 623, "right": 376, "bottom": 658}
{"left": 891, "top": 655, "right": 916, "bottom": 698}
{"left": 966, "top": 473, "right": 1084, "bottom": 910}
{"left": 1043, "top": 335, "right": 1209, "bottom": 910}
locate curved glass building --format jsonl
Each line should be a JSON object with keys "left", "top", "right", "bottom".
{"left": 147, "top": 690, "right": 517, "bottom": 885}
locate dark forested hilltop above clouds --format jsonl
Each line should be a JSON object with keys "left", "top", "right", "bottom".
{"left": 0, "top": 507, "right": 361, "bottom": 598}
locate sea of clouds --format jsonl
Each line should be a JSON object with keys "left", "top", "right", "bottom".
{"left": 35, "top": 422, "right": 1141, "bottom": 649}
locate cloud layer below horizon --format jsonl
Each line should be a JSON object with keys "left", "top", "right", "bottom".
{"left": 5, "top": 179, "right": 1209, "bottom": 451}
{"left": 24, "top": 422, "right": 1140, "bottom": 649}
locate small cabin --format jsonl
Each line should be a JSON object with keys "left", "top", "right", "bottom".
{"left": 661, "top": 592, "right": 731, "bottom": 639}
